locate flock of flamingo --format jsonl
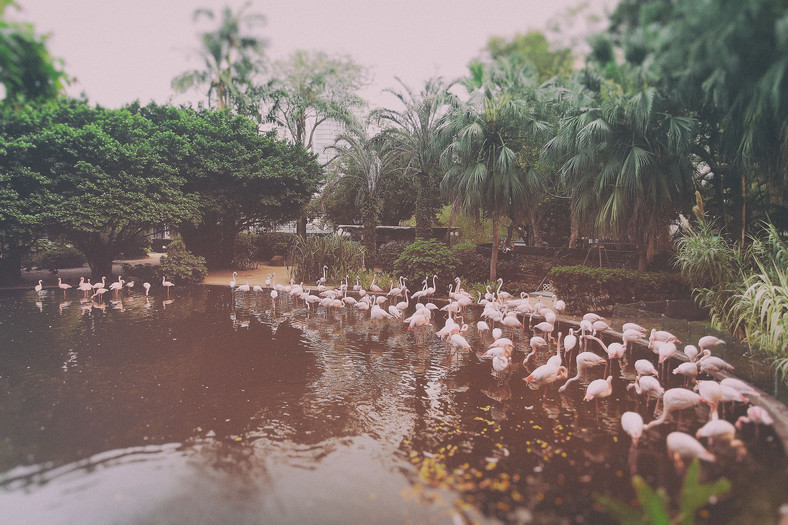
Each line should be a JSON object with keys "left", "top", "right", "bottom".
{"left": 37, "top": 268, "right": 778, "bottom": 475}
{"left": 227, "top": 268, "right": 776, "bottom": 474}
{"left": 35, "top": 275, "right": 175, "bottom": 300}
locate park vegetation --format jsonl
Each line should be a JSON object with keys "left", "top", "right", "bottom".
{"left": 1, "top": 0, "right": 786, "bottom": 374}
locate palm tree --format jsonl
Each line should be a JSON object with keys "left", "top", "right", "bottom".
{"left": 442, "top": 87, "right": 548, "bottom": 281}
{"left": 325, "top": 122, "right": 387, "bottom": 266}
{"left": 171, "top": 2, "right": 266, "bottom": 112}
{"left": 547, "top": 70, "right": 696, "bottom": 271}
{"left": 372, "top": 78, "right": 455, "bottom": 240}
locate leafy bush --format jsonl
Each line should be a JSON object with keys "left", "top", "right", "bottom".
{"left": 595, "top": 460, "right": 730, "bottom": 525}
{"left": 378, "top": 241, "right": 411, "bottom": 273}
{"left": 24, "top": 239, "right": 85, "bottom": 271}
{"left": 393, "top": 239, "right": 459, "bottom": 288}
{"left": 233, "top": 234, "right": 258, "bottom": 270}
{"left": 159, "top": 239, "right": 208, "bottom": 285}
{"left": 253, "top": 232, "right": 298, "bottom": 261}
{"left": 452, "top": 243, "right": 489, "bottom": 283}
{"left": 547, "top": 265, "right": 690, "bottom": 313}
{"left": 117, "top": 234, "right": 150, "bottom": 259}
{"left": 120, "top": 262, "right": 159, "bottom": 284}
{"left": 289, "top": 234, "right": 365, "bottom": 284}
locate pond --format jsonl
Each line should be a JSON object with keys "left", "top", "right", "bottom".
{"left": 0, "top": 286, "right": 786, "bottom": 524}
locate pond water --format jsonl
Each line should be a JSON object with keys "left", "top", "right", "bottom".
{"left": 0, "top": 287, "right": 786, "bottom": 524}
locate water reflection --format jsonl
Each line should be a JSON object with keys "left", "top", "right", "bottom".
{"left": 0, "top": 287, "right": 785, "bottom": 524}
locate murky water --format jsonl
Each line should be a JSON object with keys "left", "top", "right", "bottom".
{"left": 0, "top": 287, "right": 785, "bottom": 524}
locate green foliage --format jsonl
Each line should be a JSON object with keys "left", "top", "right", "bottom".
{"left": 120, "top": 262, "right": 159, "bottom": 284}
{"left": 252, "top": 232, "right": 297, "bottom": 261}
{"left": 595, "top": 460, "right": 731, "bottom": 525}
{"left": 0, "top": 1, "right": 67, "bottom": 106}
{"left": 232, "top": 234, "right": 258, "bottom": 270}
{"left": 23, "top": 238, "right": 85, "bottom": 271}
{"left": 674, "top": 220, "right": 741, "bottom": 288}
{"left": 452, "top": 243, "right": 489, "bottom": 283}
{"left": 289, "top": 235, "right": 365, "bottom": 284}
{"left": 393, "top": 239, "right": 459, "bottom": 288}
{"left": 377, "top": 241, "right": 411, "bottom": 273}
{"left": 547, "top": 265, "right": 690, "bottom": 313}
{"left": 158, "top": 239, "right": 207, "bottom": 285}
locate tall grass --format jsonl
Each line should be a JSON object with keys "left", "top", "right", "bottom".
{"left": 675, "top": 220, "right": 788, "bottom": 381}
{"left": 289, "top": 235, "right": 365, "bottom": 285}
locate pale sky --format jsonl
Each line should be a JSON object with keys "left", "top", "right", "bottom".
{"left": 12, "top": 0, "right": 614, "bottom": 110}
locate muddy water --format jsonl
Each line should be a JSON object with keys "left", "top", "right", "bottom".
{"left": 0, "top": 287, "right": 785, "bottom": 524}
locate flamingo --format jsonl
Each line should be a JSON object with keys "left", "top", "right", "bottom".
{"left": 634, "top": 359, "right": 659, "bottom": 378}
{"left": 142, "top": 282, "right": 151, "bottom": 296}
{"left": 523, "top": 335, "right": 549, "bottom": 364}
{"left": 34, "top": 279, "right": 43, "bottom": 296}
{"left": 696, "top": 419, "right": 736, "bottom": 445}
{"left": 553, "top": 297, "right": 566, "bottom": 313}
{"left": 162, "top": 276, "right": 174, "bottom": 296}
{"left": 622, "top": 322, "right": 647, "bottom": 334}
{"left": 394, "top": 289, "right": 410, "bottom": 314}
{"left": 109, "top": 276, "right": 125, "bottom": 294}
{"left": 627, "top": 375, "right": 664, "bottom": 411}
{"left": 698, "top": 335, "right": 726, "bottom": 353}
{"left": 93, "top": 276, "right": 107, "bottom": 290}
{"left": 735, "top": 406, "right": 774, "bottom": 439}
{"left": 501, "top": 312, "right": 523, "bottom": 338}
{"left": 448, "top": 329, "right": 471, "bottom": 354}
{"left": 524, "top": 362, "right": 568, "bottom": 394}
{"left": 125, "top": 280, "right": 135, "bottom": 291}
{"left": 57, "top": 278, "right": 72, "bottom": 296}
{"left": 656, "top": 341, "right": 678, "bottom": 380}
{"left": 237, "top": 281, "right": 251, "bottom": 293}
{"left": 697, "top": 350, "right": 734, "bottom": 375}
{"left": 621, "top": 411, "right": 644, "bottom": 446}
{"left": 683, "top": 344, "right": 700, "bottom": 362}
{"left": 672, "top": 362, "right": 699, "bottom": 386}
{"left": 78, "top": 277, "right": 93, "bottom": 297}
{"left": 369, "top": 273, "right": 384, "bottom": 293}
{"left": 695, "top": 380, "right": 723, "bottom": 419}
{"left": 648, "top": 328, "right": 680, "bottom": 350}
{"left": 558, "top": 351, "right": 606, "bottom": 392}
{"left": 230, "top": 271, "right": 238, "bottom": 289}
{"left": 476, "top": 320, "right": 490, "bottom": 340}
{"left": 622, "top": 329, "right": 643, "bottom": 353}
{"left": 584, "top": 376, "right": 613, "bottom": 417}
{"left": 720, "top": 378, "right": 760, "bottom": 399}
{"left": 91, "top": 286, "right": 108, "bottom": 301}
{"left": 583, "top": 334, "right": 624, "bottom": 377}
{"left": 563, "top": 328, "right": 578, "bottom": 364}
{"left": 644, "top": 388, "right": 703, "bottom": 429}
{"left": 666, "top": 432, "right": 716, "bottom": 472}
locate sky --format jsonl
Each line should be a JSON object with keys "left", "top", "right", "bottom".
{"left": 11, "top": 0, "right": 614, "bottom": 109}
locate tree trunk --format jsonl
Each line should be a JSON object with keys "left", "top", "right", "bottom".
{"left": 296, "top": 213, "right": 307, "bottom": 239}
{"left": 529, "top": 209, "right": 543, "bottom": 247}
{"left": 414, "top": 174, "right": 431, "bottom": 240}
{"left": 568, "top": 215, "right": 579, "bottom": 249}
{"left": 445, "top": 198, "right": 460, "bottom": 247}
{"left": 362, "top": 208, "right": 377, "bottom": 269}
{"left": 84, "top": 242, "right": 116, "bottom": 282}
{"left": 489, "top": 214, "right": 499, "bottom": 282}
{"left": 637, "top": 248, "right": 649, "bottom": 273}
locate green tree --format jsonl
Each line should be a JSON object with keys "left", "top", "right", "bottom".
{"left": 133, "top": 103, "right": 322, "bottom": 269}
{"left": 325, "top": 122, "right": 387, "bottom": 266}
{"left": 442, "top": 88, "right": 547, "bottom": 281}
{"left": 257, "top": 50, "right": 368, "bottom": 236}
{"left": 0, "top": 0, "right": 67, "bottom": 107}
{"left": 607, "top": 0, "right": 788, "bottom": 242}
{"left": 480, "top": 30, "right": 574, "bottom": 84}
{"left": 1, "top": 99, "right": 198, "bottom": 280}
{"left": 171, "top": 2, "right": 266, "bottom": 113}
{"left": 373, "top": 77, "right": 455, "bottom": 239}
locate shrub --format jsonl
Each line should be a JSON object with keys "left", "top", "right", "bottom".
{"left": 159, "top": 239, "right": 208, "bottom": 285}
{"left": 378, "top": 241, "right": 411, "bottom": 273}
{"left": 393, "top": 239, "right": 459, "bottom": 289}
{"left": 452, "top": 243, "right": 489, "bottom": 284}
{"left": 120, "top": 262, "right": 159, "bottom": 284}
{"left": 233, "top": 234, "right": 258, "bottom": 270}
{"left": 253, "top": 232, "right": 298, "bottom": 261}
{"left": 547, "top": 265, "right": 690, "bottom": 314}
{"left": 289, "top": 235, "right": 365, "bottom": 284}
{"left": 24, "top": 239, "right": 86, "bottom": 271}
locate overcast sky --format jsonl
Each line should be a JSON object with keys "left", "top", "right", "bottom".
{"left": 12, "top": 0, "right": 614, "bottom": 109}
